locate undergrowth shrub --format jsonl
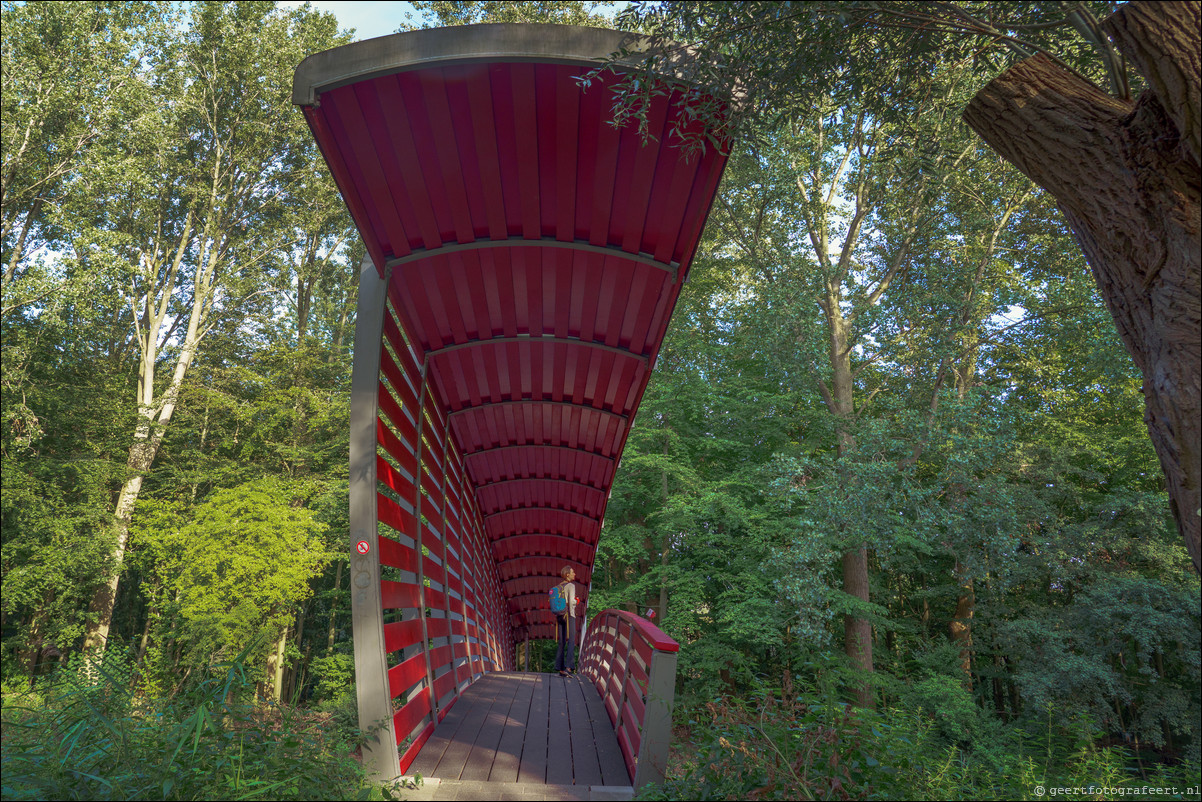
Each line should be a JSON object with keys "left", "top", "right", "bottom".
{"left": 644, "top": 681, "right": 1202, "bottom": 801}
{"left": 1, "top": 646, "right": 369, "bottom": 801}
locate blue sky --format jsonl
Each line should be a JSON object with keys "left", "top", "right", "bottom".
{"left": 285, "top": 1, "right": 419, "bottom": 40}
{"left": 283, "top": 1, "right": 624, "bottom": 40}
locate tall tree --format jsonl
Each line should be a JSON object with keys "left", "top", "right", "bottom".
{"left": 961, "top": 1, "right": 1200, "bottom": 571}
{"left": 608, "top": 0, "right": 1201, "bottom": 572}
{"left": 77, "top": 2, "right": 348, "bottom": 653}
{"left": 1, "top": 2, "right": 173, "bottom": 318}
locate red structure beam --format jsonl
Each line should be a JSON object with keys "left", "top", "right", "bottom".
{"left": 295, "top": 23, "right": 728, "bottom": 782}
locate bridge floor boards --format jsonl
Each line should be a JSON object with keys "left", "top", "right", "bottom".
{"left": 408, "top": 672, "right": 629, "bottom": 788}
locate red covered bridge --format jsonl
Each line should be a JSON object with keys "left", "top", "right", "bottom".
{"left": 293, "top": 24, "right": 728, "bottom": 794}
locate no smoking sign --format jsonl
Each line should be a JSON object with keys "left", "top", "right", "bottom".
{"left": 356, "top": 540, "right": 370, "bottom": 555}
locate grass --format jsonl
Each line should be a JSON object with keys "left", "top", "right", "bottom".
{"left": 1, "top": 647, "right": 371, "bottom": 801}
{"left": 642, "top": 686, "right": 1202, "bottom": 801}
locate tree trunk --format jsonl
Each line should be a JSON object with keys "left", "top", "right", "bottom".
{"left": 83, "top": 214, "right": 199, "bottom": 655}
{"left": 4, "top": 196, "right": 41, "bottom": 284}
{"left": 963, "top": 0, "right": 1201, "bottom": 572}
{"left": 270, "top": 625, "right": 288, "bottom": 703}
{"left": 830, "top": 306, "right": 875, "bottom": 706}
{"left": 327, "top": 560, "right": 343, "bottom": 654}
{"left": 659, "top": 432, "right": 671, "bottom": 623}
{"left": 949, "top": 565, "right": 974, "bottom": 683}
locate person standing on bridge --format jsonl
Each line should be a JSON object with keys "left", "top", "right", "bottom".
{"left": 554, "top": 565, "right": 578, "bottom": 677}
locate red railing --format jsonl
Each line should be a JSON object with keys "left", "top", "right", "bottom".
{"left": 376, "top": 296, "right": 513, "bottom": 772}
{"left": 579, "top": 609, "right": 680, "bottom": 788}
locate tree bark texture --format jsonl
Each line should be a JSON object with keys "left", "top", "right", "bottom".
{"left": 963, "top": 0, "right": 1201, "bottom": 572}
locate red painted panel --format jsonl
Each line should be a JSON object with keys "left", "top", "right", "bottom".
{"left": 378, "top": 419, "right": 418, "bottom": 479}
{"left": 433, "top": 667, "right": 457, "bottom": 703}
{"left": 378, "top": 533, "right": 416, "bottom": 572}
{"left": 315, "top": 51, "right": 727, "bottom": 653}
{"left": 398, "top": 719, "right": 436, "bottom": 774}
{"left": 428, "top": 643, "right": 454, "bottom": 673}
{"left": 383, "top": 619, "right": 424, "bottom": 655}
{"left": 388, "top": 652, "right": 429, "bottom": 699}
{"left": 381, "top": 580, "right": 421, "bottom": 611}
{"left": 377, "top": 456, "right": 415, "bottom": 507}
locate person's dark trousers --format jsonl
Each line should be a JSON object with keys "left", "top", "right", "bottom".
{"left": 554, "top": 614, "right": 576, "bottom": 672}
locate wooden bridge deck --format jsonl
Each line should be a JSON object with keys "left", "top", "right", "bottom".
{"left": 408, "top": 672, "right": 630, "bottom": 790}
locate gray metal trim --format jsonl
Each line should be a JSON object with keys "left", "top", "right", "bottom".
{"left": 463, "top": 443, "right": 616, "bottom": 463}
{"left": 454, "top": 463, "right": 478, "bottom": 677}
{"left": 385, "top": 236, "right": 678, "bottom": 278}
{"left": 479, "top": 476, "right": 606, "bottom": 493}
{"left": 634, "top": 649, "right": 678, "bottom": 790}
{"left": 348, "top": 256, "right": 400, "bottom": 782}
{"left": 413, "top": 360, "right": 439, "bottom": 720}
{"left": 449, "top": 398, "right": 629, "bottom": 423}
{"left": 293, "top": 24, "right": 652, "bottom": 106}
{"left": 484, "top": 506, "right": 600, "bottom": 525}
{"left": 500, "top": 567, "right": 590, "bottom": 586}
{"left": 490, "top": 532, "right": 597, "bottom": 556}
{"left": 439, "top": 413, "right": 462, "bottom": 692}
{"left": 426, "top": 334, "right": 649, "bottom": 366}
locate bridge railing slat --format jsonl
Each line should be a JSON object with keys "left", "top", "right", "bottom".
{"left": 579, "top": 608, "right": 680, "bottom": 789}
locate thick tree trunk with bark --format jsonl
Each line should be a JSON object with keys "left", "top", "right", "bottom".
{"left": 963, "top": 0, "right": 1201, "bottom": 572}
{"left": 949, "top": 565, "right": 974, "bottom": 681}
{"left": 828, "top": 307, "right": 875, "bottom": 707}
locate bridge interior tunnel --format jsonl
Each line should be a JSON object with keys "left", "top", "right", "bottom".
{"left": 293, "top": 23, "right": 728, "bottom": 779}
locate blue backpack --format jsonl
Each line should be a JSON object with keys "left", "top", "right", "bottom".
{"left": 549, "top": 583, "right": 568, "bottom": 615}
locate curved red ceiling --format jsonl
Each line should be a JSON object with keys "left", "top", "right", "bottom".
{"left": 295, "top": 24, "right": 728, "bottom": 640}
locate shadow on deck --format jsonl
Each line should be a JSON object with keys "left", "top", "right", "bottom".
{"left": 401, "top": 672, "right": 633, "bottom": 800}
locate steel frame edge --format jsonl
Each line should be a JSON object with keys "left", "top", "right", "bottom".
{"left": 349, "top": 255, "right": 401, "bottom": 782}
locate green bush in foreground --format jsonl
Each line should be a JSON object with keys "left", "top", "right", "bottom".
{"left": 645, "top": 685, "right": 1201, "bottom": 801}
{"left": 0, "top": 647, "right": 369, "bottom": 801}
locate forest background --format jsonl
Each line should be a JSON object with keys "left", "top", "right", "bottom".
{"left": 2, "top": 1, "right": 1199, "bottom": 800}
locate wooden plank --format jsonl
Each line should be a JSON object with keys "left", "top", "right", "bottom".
{"left": 545, "top": 674, "right": 573, "bottom": 785}
{"left": 565, "top": 677, "right": 603, "bottom": 786}
{"left": 517, "top": 674, "right": 550, "bottom": 783}
{"left": 460, "top": 672, "right": 522, "bottom": 780}
{"left": 407, "top": 677, "right": 476, "bottom": 777}
{"left": 429, "top": 674, "right": 502, "bottom": 779}
{"left": 490, "top": 673, "right": 535, "bottom": 782}
{"left": 580, "top": 674, "right": 631, "bottom": 786}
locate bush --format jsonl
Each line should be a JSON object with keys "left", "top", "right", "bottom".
{"left": 1, "top": 646, "right": 369, "bottom": 801}
{"left": 645, "top": 679, "right": 1202, "bottom": 801}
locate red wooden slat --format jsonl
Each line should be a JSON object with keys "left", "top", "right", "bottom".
{"left": 378, "top": 533, "right": 416, "bottom": 572}
{"left": 381, "top": 580, "right": 421, "bottom": 610}
{"left": 398, "top": 720, "right": 436, "bottom": 774}
{"left": 388, "top": 652, "right": 429, "bottom": 699}
{"left": 376, "top": 75, "right": 442, "bottom": 249}
{"left": 377, "top": 455, "right": 414, "bottom": 505}
{"left": 378, "top": 419, "right": 418, "bottom": 479}
{"left": 383, "top": 619, "right": 424, "bottom": 654}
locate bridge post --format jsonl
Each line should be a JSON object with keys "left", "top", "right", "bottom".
{"left": 348, "top": 255, "right": 400, "bottom": 782}
{"left": 633, "top": 648, "right": 678, "bottom": 791}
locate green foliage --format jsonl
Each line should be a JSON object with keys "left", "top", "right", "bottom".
{"left": 171, "top": 479, "right": 332, "bottom": 672}
{"left": 406, "top": 0, "right": 619, "bottom": 29}
{"left": 646, "top": 680, "right": 1201, "bottom": 802}
{"left": 308, "top": 653, "right": 355, "bottom": 707}
{"left": 0, "top": 646, "right": 368, "bottom": 801}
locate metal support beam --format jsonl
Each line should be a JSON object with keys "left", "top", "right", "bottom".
{"left": 484, "top": 507, "right": 600, "bottom": 525}
{"left": 463, "top": 443, "right": 616, "bottom": 463}
{"left": 634, "top": 649, "right": 678, "bottom": 790}
{"left": 448, "top": 398, "right": 629, "bottom": 423}
{"left": 413, "top": 361, "right": 438, "bottom": 720}
{"left": 477, "top": 476, "right": 607, "bottom": 494}
{"left": 348, "top": 255, "right": 399, "bottom": 782}
{"left": 426, "top": 333, "right": 648, "bottom": 366}
{"left": 489, "top": 532, "right": 597, "bottom": 556}
{"left": 439, "top": 410, "right": 461, "bottom": 695}
{"left": 384, "top": 235, "right": 679, "bottom": 280}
